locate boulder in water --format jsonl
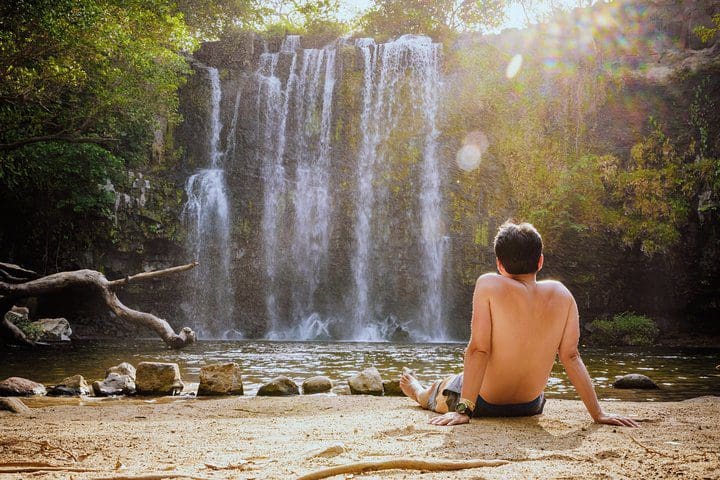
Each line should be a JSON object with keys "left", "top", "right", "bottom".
{"left": 348, "top": 367, "right": 383, "bottom": 396}
{"left": 92, "top": 372, "right": 136, "bottom": 396}
{"left": 257, "top": 376, "right": 299, "bottom": 396}
{"left": 197, "top": 363, "right": 243, "bottom": 396}
{"left": 136, "top": 362, "right": 184, "bottom": 396}
{"left": 48, "top": 374, "right": 90, "bottom": 396}
{"left": 612, "top": 373, "right": 659, "bottom": 389}
{"left": 0, "top": 377, "right": 46, "bottom": 396}
{"left": 302, "top": 376, "right": 332, "bottom": 394}
{"left": 30, "top": 318, "right": 72, "bottom": 342}
{"left": 106, "top": 362, "right": 137, "bottom": 381}
{"left": 382, "top": 379, "right": 403, "bottom": 396}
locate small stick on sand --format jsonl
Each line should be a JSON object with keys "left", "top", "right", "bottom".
{"left": 296, "top": 458, "right": 509, "bottom": 480}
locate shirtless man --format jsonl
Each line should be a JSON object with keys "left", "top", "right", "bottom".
{"left": 400, "top": 221, "right": 638, "bottom": 427}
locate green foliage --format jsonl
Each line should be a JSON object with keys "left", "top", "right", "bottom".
{"left": 360, "top": 0, "right": 506, "bottom": 40}
{"left": 0, "top": 0, "right": 195, "bottom": 161}
{"left": 11, "top": 315, "right": 44, "bottom": 341}
{"left": 693, "top": 13, "right": 720, "bottom": 44}
{"left": 587, "top": 312, "right": 660, "bottom": 346}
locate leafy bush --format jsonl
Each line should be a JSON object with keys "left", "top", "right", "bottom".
{"left": 587, "top": 312, "right": 660, "bottom": 346}
{"left": 9, "top": 314, "right": 44, "bottom": 341}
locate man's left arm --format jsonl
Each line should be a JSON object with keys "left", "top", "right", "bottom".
{"left": 429, "top": 276, "right": 492, "bottom": 426}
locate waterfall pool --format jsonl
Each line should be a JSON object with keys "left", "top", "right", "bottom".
{"left": 1, "top": 341, "right": 718, "bottom": 401}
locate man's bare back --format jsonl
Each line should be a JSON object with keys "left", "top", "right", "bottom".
{"left": 471, "top": 273, "right": 570, "bottom": 405}
{"left": 400, "top": 221, "right": 638, "bottom": 428}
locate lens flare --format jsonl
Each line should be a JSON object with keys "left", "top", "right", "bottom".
{"left": 506, "top": 54, "right": 523, "bottom": 79}
{"left": 456, "top": 144, "right": 482, "bottom": 171}
{"left": 456, "top": 131, "right": 489, "bottom": 171}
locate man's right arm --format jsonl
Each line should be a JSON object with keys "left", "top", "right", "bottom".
{"left": 558, "top": 294, "right": 638, "bottom": 427}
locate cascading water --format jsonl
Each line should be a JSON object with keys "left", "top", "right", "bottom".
{"left": 256, "top": 36, "right": 337, "bottom": 340}
{"left": 182, "top": 35, "right": 450, "bottom": 342}
{"left": 183, "top": 67, "right": 238, "bottom": 339}
{"left": 351, "top": 35, "right": 448, "bottom": 341}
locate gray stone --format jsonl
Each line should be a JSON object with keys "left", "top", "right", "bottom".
{"left": 302, "top": 376, "right": 332, "bottom": 394}
{"left": 257, "top": 376, "right": 299, "bottom": 396}
{"left": 0, "top": 377, "right": 46, "bottom": 396}
{"left": 48, "top": 374, "right": 90, "bottom": 396}
{"left": 92, "top": 373, "right": 136, "bottom": 396}
{"left": 106, "top": 362, "right": 137, "bottom": 381}
{"left": 30, "top": 318, "right": 72, "bottom": 342}
{"left": 197, "top": 363, "right": 243, "bottom": 396}
{"left": 382, "top": 379, "right": 403, "bottom": 396}
{"left": 135, "top": 362, "right": 184, "bottom": 396}
{"left": 0, "top": 397, "right": 31, "bottom": 414}
{"left": 348, "top": 368, "right": 383, "bottom": 396}
{"left": 613, "top": 374, "right": 659, "bottom": 390}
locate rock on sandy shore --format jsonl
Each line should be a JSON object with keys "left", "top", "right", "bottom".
{"left": 382, "top": 379, "right": 403, "bottom": 396}
{"left": 302, "top": 376, "right": 332, "bottom": 394}
{"left": 348, "top": 367, "right": 383, "bottom": 396}
{"left": 93, "top": 372, "right": 136, "bottom": 396}
{"left": 0, "top": 377, "right": 46, "bottom": 396}
{"left": 257, "top": 376, "right": 299, "bottom": 396}
{"left": 135, "top": 362, "right": 183, "bottom": 396}
{"left": 197, "top": 363, "right": 244, "bottom": 396}
{"left": 107, "top": 362, "right": 137, "bottom": 380}
{"left": 48, "top": 374, "right": 90, "bottom": 396}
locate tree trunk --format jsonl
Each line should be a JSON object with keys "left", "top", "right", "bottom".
{"left": 0, "top": 262, "right": 198, "bottom": 349}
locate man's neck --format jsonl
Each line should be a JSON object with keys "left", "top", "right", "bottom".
{"left": 503, "top": 272, "right": 537, "bottom": 285}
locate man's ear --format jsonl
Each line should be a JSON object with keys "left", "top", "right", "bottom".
{"left": 496, "top": 258, "right": 507, "bottom": 275}
{"left": 537, "top": 253, "right": 544, "bottom": 272}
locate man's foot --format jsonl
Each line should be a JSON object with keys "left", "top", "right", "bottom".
{"left": 399, "top": 367, "right": 426, "bottom": 406}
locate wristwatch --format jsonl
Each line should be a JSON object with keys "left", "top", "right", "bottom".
{"left": 455, "top": 398, "right": 475, "bottom": 417}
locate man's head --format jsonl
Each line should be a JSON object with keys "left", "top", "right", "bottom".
{"left": 493, "top": 221, "right": 543, "bottom": 275}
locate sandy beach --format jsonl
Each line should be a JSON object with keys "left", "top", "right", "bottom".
{"left": 1, "top": 395, "right": 718, "bottom": 479}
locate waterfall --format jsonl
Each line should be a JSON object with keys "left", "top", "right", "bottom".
{"left": 256, "top": 36, "right": 337, "bottom": 339}
{"left": 183, "top": 67, "right": 238, "bottom": 339}
{"left": 351, "top": 35, "right": 447, "bottom": 341}
{"left": 182, "top": 35, "right": 450, "bottom": 342}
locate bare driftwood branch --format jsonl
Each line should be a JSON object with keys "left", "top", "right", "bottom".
{"left": 0, "top": 263, "right": 198, "bottom": 349}
{"left": 296, "top": 458, "right": 509, "bottom": 480}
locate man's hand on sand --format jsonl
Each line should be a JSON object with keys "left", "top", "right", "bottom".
{"left": 428, "top": 412, "right": 470, "bottom": 426}
{"left": 594, "top": 412, "right": 639, "bottom": 427}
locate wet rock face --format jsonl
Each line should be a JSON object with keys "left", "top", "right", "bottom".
{"left": 92, "top": 373, "right": 136, "bottom": 396}
{"left": 197, "top": 363, "right": 244, "bottom": 396}
{"left": 0, "top": 377, "right": 46, "bottom": 396}
{"left": 135, "top": 362, "right": 184, "bottom": 396}
{"left": 302, "top": 376, "right": 333, "bottom": 394}
{"left": 257, "top": 376, "right": 300, "bottom": 396}
{"left": 613, "top": 373, "right": 659, "bottom": 389}
{"left": 348, "top": 368, "right": 383, "bottom": 396}
{"left": 48, "top": 374, "right": 90, "bottom": 396}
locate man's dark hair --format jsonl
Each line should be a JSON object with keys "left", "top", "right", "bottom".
{"left": 493, "top": 221, "right": 543, "bottom": 274}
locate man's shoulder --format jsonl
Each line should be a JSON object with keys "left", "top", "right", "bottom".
{"left": 537, "top": 279, "right": 572, "bottom": 296}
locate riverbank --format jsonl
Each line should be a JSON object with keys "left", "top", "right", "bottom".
{"left": 1, "top": 395, "right": 718, "bottom": 479}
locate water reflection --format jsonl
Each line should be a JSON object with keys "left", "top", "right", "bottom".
{"left": 1, "top": 341, "right": 718, "bottom": 401}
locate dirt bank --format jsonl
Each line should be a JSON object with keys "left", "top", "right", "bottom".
{"left": 1, "top": 395, "right": 718, "bottom": 479}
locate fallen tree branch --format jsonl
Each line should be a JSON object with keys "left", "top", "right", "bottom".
{"left": 106, "top": 262, "right": 199, "bottom": 288}
{"left": 0, "top": 466, "right": 102, "bottom": 474}
{"left": 0, "top": 263, "right": 198, "bottom": 349}
{"left": 90, "top": 474, "right": 209, "bottom": 480}
{"left": 296, "top": 458, "right": 509, "bottom": 480}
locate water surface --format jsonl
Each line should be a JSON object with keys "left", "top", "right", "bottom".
{"left": 1, "top": 340, "right": 718, "bottom": 401}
